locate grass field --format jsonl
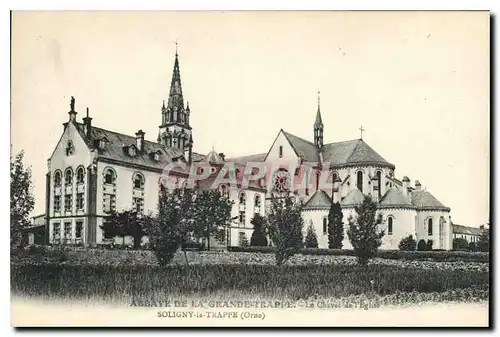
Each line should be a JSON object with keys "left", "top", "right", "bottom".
{"left": 11, "top": 262, "right": 489, "bottom": 305}
{"left": 10, "top": 246, "right": 490, "bottom": 307}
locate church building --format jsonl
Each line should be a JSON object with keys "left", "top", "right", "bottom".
{"left": 44, "top": 50, "right": 453, "bottom": 250}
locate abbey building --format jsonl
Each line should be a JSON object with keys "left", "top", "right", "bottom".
{"left": 44, "top": 51, "right": 453, "bottom": 250}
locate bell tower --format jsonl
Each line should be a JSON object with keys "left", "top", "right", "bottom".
{"left": 158, "top": 48, "right": 193, "bottom": 163}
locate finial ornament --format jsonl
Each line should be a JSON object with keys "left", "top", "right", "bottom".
{"left": 359, "top": 125, "right": 365, "bottom": 139}
{"left": 174, "top": 39, "right": 178, "bottom": 55}
{"left": 70, "top": 96, "right": 75, "bottom": 111}
{"left": 317, "top": 90, "right": 320, "bottom": 107}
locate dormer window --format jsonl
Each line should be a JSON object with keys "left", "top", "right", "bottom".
{"left": 97, "top": 137, "right": 109, "bottom": 150}
{"left": 128, "top": 146, "right": 137, "bottom": 157}
{"left": 154, "top": 152, "right": 160, "bottom": 161}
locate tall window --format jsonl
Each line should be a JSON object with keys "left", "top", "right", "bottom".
{"left": 376, "top": 170, "right": 382, "bottom": 198}
{"left": 279, "top": 146, "right": 283, "bottom": 158}
{"left": 323, "top": 218, "right": 327, "bottom": 235}
{"left": 219, "top": 184, "right": 228, "bottom": 197}
{"left": 76, "top": 193, "right": 84, "bottom": 211}
{"left": 76, "top": 167, "right": 85, "bottom": 184}
{"left": 53, "top": 222, "right": 61, "bottom": 244}
{"left": 239, "top": 191, "right": 246, "bottom": 205}
{"left": 254, "top": 194, "right": 261, "bottom": 213}
{"left": 387, "top": 216, "right": 393, "bottom": 235}
{"left": 133, "top": 197, "right": 144, "bottom": 214}
{"left": 103, "top": 167, "right": 117, "bottom": 214}
{"left": 75, "top": 221, "right": 84, "bottom": 244}
{"left": 54, "top": 195, "right": 61, "bottom": 213}
{"left": 239, "top": 192, "right": 246, "bottom": 227}
{"left": 64, "top": 222, "right": 72, "bottom": 244}
{"left": 64, "top": 194, "right": 72, "bottom": 212}
{"left": 356, "top": 170, "right": 363, "bottom": 193}
{"left": 65, "top": 168, "right": 73, "bottom": 186}
{"left": 54, "top": 170, "right": 62, "bottom": 187}
{"left": 439, "top": 217, "right": 445, "bottom": 248}
{"left": 428, "top": 218, "right": 433, "bottom": 236}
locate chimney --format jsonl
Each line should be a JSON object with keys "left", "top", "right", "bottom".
{"left": 415, "top": 180, "right": 422, "bottom": 191}
{"left": 402, "top": 176, "right": 410, "bottom": 198}
{"left": 82, "top": 107, "right": 93, "bottom": 139}
{"left": 135, "top": 130, "right": 145, "bottom": 152}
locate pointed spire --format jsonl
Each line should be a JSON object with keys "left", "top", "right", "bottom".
{"left": 314, "top": 90, "right": 323, "bottom": 128}
{"left": 166, "top": 50, "right": 184, "bottom": 120}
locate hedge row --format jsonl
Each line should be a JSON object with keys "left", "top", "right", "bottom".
{"left": 227, "top": 246, "right": 489, "bottom": 262}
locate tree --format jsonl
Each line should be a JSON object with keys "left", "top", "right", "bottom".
{"left": 477, "top": 228, "right": 490, "bottom": 252}
{"left": 267, "top": 194, "right": 304, "bottom": 265}
{"left": 328, "top": 202, "right": 344, "bottom": 249}
{"left": 346, "top": 195, "right": 385, "bottom": 265}
{"left": 398, "top": 235, "right": 416, "bottom": 251}
{"left": 426, "top": 239, "right": 434, "bottom": 251}
{"left": 11, "top": 150, "right": 35, "bottom": 248}
{"left": 144, "top": 188, "right": 195, "bottom": 266}
{"left": 304, "top": 220, "right": 319, "bottom": 248}
{"left": 453, "top": 237, "right": 469, "bottom": 251}
{"left": 250, "top": 213, "right": 268, "bottom": 246}
{"left": 468, "top": 241, "right": 477, "bottom": 252}
{"left": 190, "top": 189, "right": 233, "bottom": 250}
{"left": 100, "top": 210, "right": 146, "bottom": 249}
{"left": 417, "top": 239, "right": 427, "bottom": 251}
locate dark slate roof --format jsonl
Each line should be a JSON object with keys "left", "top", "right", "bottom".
{"left": 340, "top": 189, "right": 365, "bottom": 207}
{"left": 277, "top": 130, "right": 394, "bottom": 168}
{"left": 191, "top": 152, "right": 206, "bottom": 162}
{"left": 323, "top": 139, "right": 394, "bottom": 168}
{"left": 378, "top": 187, "right": 416, "bottom": 209}
{"left": 410, "top": 190, "right": 450, "bottom": 212}
{"left": 225, "top": 153, "right": 267, "bottom": 165}
{"left": 282, "top": 130, "right": 320, "bottom": 162}
{"left": 303, "top": 190, "right": 332, "bottom": 210}
{"left": 452, "top": 224, "right": 483, "bottom": 236}
{"left": 74, "top": 123, "right": 189, "bottom": 174}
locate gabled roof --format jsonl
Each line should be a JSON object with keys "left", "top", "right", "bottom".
{"left": 74, "top": 123, "right": 189, "bottom": 173}
{"left": 410, "top": 190, "right": 450, "bottom": 212}
{"left": 378, "top": 187, "right": 416, "bottom": 209}
{"left": 341, "top": 189, "right": 365, "bottom": 207}
{"left": 303, "top": 190, "right": 332, "bottom": 210}
{"left": 323, "top": 139, "right": 394, "bottom": 169}
{"left": 452, "top": 224, "right": 483, "bottom": 236}
{"left": 282, "top": 130, "right": 319, "bottom": 162}
{"left": 225, "top": 153, "right": 267, "bottom": 165}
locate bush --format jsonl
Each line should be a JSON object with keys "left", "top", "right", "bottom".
{"left": 227, "top": 246, "right": 489, "bottom": 263}
{"left": 417, "top": 239, "right": 427, "bottom": 251}
{"left": 426, "top": 240, "right": 433, "bottom": 251}
{"left": 399, "top": 235, "right": 417, "bottom": 251}
{"left": 304, "top": 221, "right": 319, "bottom": 248}
{"left": 468, "top": 242, "right": 477, "bottom": 252}
{"left": 453, "top": 238, "right": 469, "bottom": 251}
{"left": 347, "top": 195, "right": 385, "bottom": 265}
{"left": 250, "top": 214, "right": 268, "bottom": 247}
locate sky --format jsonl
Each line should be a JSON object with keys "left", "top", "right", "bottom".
{"left": 11, "top": 11, "right": 490, "bottom": 226}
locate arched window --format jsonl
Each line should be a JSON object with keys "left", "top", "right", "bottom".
{"left": 428, "top": 218, "right": 433, "bottom": 236}
{"left": 133, "top": 173, "right": 145, "bottom": 189}
{"left": 54, "top": 170, "right": 62, "bottom": 187}
{"left": 323, "top": 218, "right": 327, "bottom": 235}
{"left": 64, "top": 168, "right": 73, "bottom": 186}
{"left": 356, "top": 170, "right": 363, "bottom": 193}
{"left": 387, "top": 216, "right": 393, "bottom": 235}
{"left": 76, "top": 167, "right": 85, "bottom": 184}
{"left": 254, "top": 194, "right": 261, "bottom": 208}
{"left": 376, "top": 170, "right": 382, "bottom": 198}
{"left": 239, "top": 191, "right": 246, "bottom": 205}
{"left": 104, "top": 168, "right": 116, "bottom": 185}
{"left": 219, "top": 184, "right": 228, "bottom": 197}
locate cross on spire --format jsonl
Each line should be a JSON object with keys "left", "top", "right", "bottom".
{"left": 174, "top": 39, "right": 178, "bottom": 55}
{"left": 359, "top": 125, "right": 365, "bottom": 139}
{"left": 317, "top": 90, "right": 320, "bottom": 107}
